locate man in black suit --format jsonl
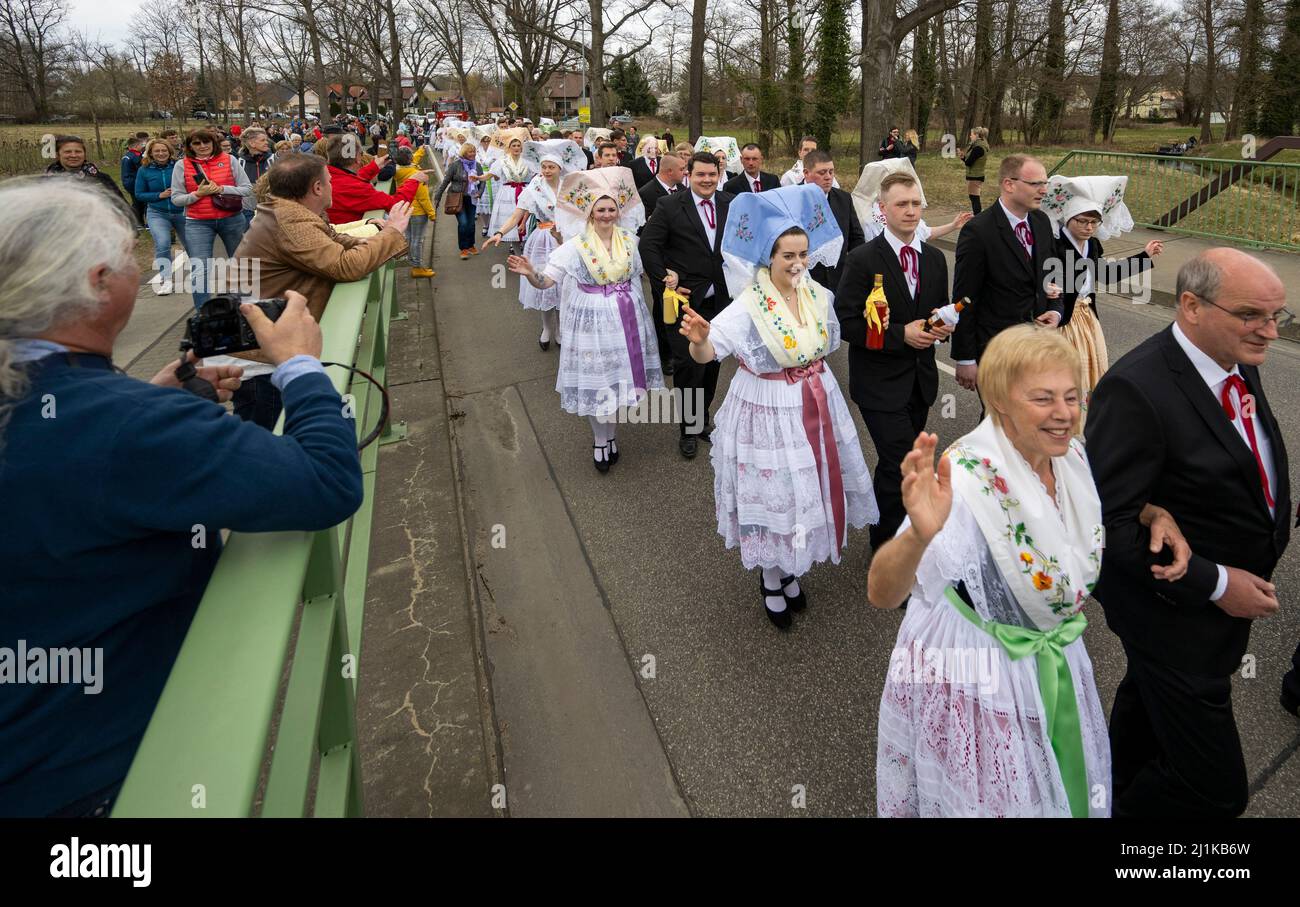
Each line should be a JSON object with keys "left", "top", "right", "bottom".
{"left": 629, "top": 149, "right": 663, "bottom": 188}
{"left": 835, "top": 172, "right": 951, "bottom": 550}
{"left": 802, "top": 149, "right": 864, "bottom": 292}
{"left": 610, "top": 129, "right": 634, "bottom": 166}
{"left": 1087, "top": 248, "right": 1292, "bottom": 817}
{"left": 723, "top": 144, "right": 781, "bottom": 195}
{"left": 638, "top": 152, "right": 687, "bottom": 376}
{"left": 951, "top": 154, "right": 1062, "bottom": 393}
{"left": 639, "top": 152, "right": 733, "bottom": 459}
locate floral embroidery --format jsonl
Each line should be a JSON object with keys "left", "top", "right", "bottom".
{"left": 733, "top": 212, "right": 754, "bottom": 242}
{"left": 783, "top": 335, "right": 797, "bottom": 349}
{"left": 1032, "top": 571, "right": 1053, "bottom": 591}
{"left": 805, "top": 201, "right": 827, "bottom": 233}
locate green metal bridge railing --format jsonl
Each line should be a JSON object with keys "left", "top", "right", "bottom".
{"left": 1049, "top": 149, "right": 1300, "bottom": 252}
{"left": 112, "top": 192, "right": 407, "bottom": 818}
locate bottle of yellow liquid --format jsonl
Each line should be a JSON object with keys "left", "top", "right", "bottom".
{"left": 865, "top": 274, "right": 888, "bottom": 350}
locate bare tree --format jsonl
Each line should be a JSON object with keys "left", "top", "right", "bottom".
{"left": 469, "top": 0, "right": 577, "bottom": 119}
{"left": 0, "top": 0, "right": 70, "bottom": 119}
{"left": 412, "top": 0, "right": 480, "bottom": 101}
{"left": 688, "top": 0, "right": 706, "bottom": 137}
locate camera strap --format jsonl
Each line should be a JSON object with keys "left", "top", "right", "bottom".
{"left": 173, "top": 353, "right": 220, "bottom": 402}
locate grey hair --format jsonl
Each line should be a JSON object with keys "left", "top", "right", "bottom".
{"left": 0, "top": 176, "right": 135, "bottom": 431}
{"left": 1175, "top": 253, "right": 1223, "bottom": 304}
{"left": 241, "top": 127, "right": 269, "bottom": 148}
{"left": 290, "top": 133, "right": 303, "bottom": 141}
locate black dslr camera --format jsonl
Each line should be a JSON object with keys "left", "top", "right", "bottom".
{"left": 186, "top": 294, "right": 289, "bottom": 357}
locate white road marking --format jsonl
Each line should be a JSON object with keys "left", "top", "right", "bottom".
{"left": 937, "top": 361, "right": 955, "bottom": 376}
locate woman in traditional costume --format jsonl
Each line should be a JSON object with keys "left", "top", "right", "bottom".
{"left": 869, "top": 324, "right": 1189, "bottom": 817}
{"left": 485, "top": 128, "right": 536, "bottom": 251}
{"left": 484, "top": 139, "right": 586, "bottom": 350}
{"left": 1043, "top": 175, "right": 1163, "bottom": 398}
{"left": 506, "top": 167, "right": 662, "bottom": 472}
{"left": 474, "top": 129, "right": 500, "bottom": 237}
{"left": 852, "top": 158, "right": 971, "bottom": 244}
{"left": 677, "top": 184, "right": 879, "bottom": 629}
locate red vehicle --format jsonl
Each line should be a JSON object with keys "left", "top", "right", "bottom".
{"left": 434, "top": 98, "right": 470, "bottom": 123}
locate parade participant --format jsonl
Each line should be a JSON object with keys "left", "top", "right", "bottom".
{"left": 639, "top": 152, "right": 734, "bottom": 459}
{"left": 780, "top": 136, "right": 818, "bottom": 187}
{"left": 694, "top": 136, "right": 742, "bottom": 176}
{"left": 871, "top": 324, "right": 1191, "bottom": 817}
{"left": 1042, "top": 175, "right": 1162, "bottom": 395}
{"left": 1088, "top": 249, "right": 1292, "bottom": 818}
{"left": 959, "top": 127, "right": 990, "bottom": 214}
{"left": 476, "top": 131, "right": 499, "bottom": 236}
{"left": 951, "top": 154, "right": 1062, "bottom": 393}
{"left": 851, "top": 158, "right": 971, "bottom": 244}
{"left": 837, "top": 172, "right": 952, "bottom": 552}
{"left": 485, "top": 128, "right": 535, "bottom": 249}
{"left": 637, "top": 152, "right": 687, "bottom": 376}
{"left": 630, "top": 135, "right": 666, "bottom": 188}
{"left": 801, "top": 150, "right": 863, "bottom": 292}
{"left": 506, "top": 167, "right": 662, "bottom": 472}
{"left": 485, "top": 140, "right": 586, "bottom": 350}
{"left": 432, "top": 142, "right": 486, "bottom": 260}
{"left": 722, "top": 144, "right": 780, "bottom": 194}
{"left": 681, "top": 184, "right": 877, "bottom": 629}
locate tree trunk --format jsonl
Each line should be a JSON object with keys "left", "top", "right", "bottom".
{"left": 1227, "top": 0, "right": 1260, "bottom": 137}
{"left": 589, "top": 0, "right": 606, "bottom": 125}
{"left": 935, "top": 8, "right": 956, "bottom": 138}
{"left": 757, "top": 0, "right": 776, "bottom": 153}
{"left": 859, "top": 0, "right": 899, "bottom": 168}
{"left": 985, "top": 0, "right": 1018, "bottom": 144}
{"left": 1030, "top": 0, "right": 1064, "bottom": 144}
{"left": 1200, "top": 0, "right": 1215, "bottom": 143}
{"left": 386, "top": 0, "right": 403, "bottom": 120}
{"left": 302, "top": 0, "right": 329, "bottom": 117}
{"left": 688, "top": 0, "right": 706, "bottom": 139}
{"left": 1090, "top": 0, "right": 1120, "bottom": 141}
{"left": 784, "top": 0, "right": 806, "bottom": 152}
{"left": 962, "top": 0, "right": 993, "bottom": 138}
{"left": 913, "top": 16, "right": 935, "bottom": 148}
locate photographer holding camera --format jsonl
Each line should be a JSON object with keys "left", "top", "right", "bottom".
{"left": 227, "top": 154, "right": 410, "bottom": 429}
{"left": 0, "top": 178, "right": 364, "bottom": 817}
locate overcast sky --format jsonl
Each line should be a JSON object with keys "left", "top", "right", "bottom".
{"left": 71, "top": 0, "right": 135, "bottom": 47}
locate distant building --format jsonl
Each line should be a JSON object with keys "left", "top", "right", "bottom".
{"left": 1132, "top": 89, "right": 1181, "bottom": 119}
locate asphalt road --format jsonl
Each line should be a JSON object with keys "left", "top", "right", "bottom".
{"left": 432, "top": 218, "right": 1300, "bottom": 817}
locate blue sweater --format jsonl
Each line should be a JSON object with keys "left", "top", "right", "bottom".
{"left": 0, "top": 355, "right": 363, "bottom": 816}
{"left": 120, "top": 150, "right": 143, "bottom": 199}
{"left": 134, "top": 160, "right": 182, "bottom": 215}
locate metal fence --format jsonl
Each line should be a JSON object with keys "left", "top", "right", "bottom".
{"left": 1049, "top": 150, "right": 1300, "bottom": 252}
{"left": 111, "top": 196, "right": 406, "bottom": 818}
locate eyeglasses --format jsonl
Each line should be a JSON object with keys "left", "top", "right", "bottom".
{"left": 1011, "top": 178, "right": 1049, "bottom": 188}
{"left": 1071, "top": 217, "right": 1101, "bottom": 227}
{"left": 1195, "top": 295, "right": 1296, "bottom": 330}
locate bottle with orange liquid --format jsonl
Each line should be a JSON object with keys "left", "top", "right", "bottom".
{"left": 865, "top": 274, "right": 888, "bottom": 350}
{"left": 923, "top": 297, "right": 970, "bottom": 338}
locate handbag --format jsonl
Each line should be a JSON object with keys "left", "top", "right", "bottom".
{"left": 444, "top": 191, "right": 463, "bottom": 215}
{"left": 191, "top": 158, "right": 243, "bottom": 213}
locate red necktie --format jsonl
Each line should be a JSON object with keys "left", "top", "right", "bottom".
{"left": 1221, "top": 374, "right": 1275, "bottom": 508}
{"left": 899, "top": 246, "right": 918, "bottom": 289}
{"left": 1014, "top": 221, "right": 1034, "bottom": 258}
{"left": 650, "top": 158, "right": 656, "bottom": 175}
{"left": 753, "top": 179, "right": 761, "bottom": 193}
{"left": 700, "top": 198, "right": 715, "bottom": 229}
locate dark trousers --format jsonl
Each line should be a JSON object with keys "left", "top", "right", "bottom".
{"left": 455, "top": 201, "right": 477, "bottom": 250}
{"left": 1282, "top": 639, "right": 1300, "bottom": 706}
{"left": 667, "top": 293, "right": 723, "bottom": 434}
{"left": 1110, "top": 641, "right": 1249, "bottom": 818}
{"left": 232, "top": 374, "right": 284, "bottom": 431}
{"left": 860, "top": 379, "right": 930, "bottom": 550}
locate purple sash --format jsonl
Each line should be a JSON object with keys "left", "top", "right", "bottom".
{"left": 576, "top": 280, "right": 646, "bottom": 392}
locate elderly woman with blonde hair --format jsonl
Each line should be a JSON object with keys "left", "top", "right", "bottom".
{"left": 869, "top": 324, "right": 1191, "bottom": 818}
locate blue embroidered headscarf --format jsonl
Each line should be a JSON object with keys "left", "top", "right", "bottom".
{"left": 720, "top": 183, "right": 844, "bottom": 298}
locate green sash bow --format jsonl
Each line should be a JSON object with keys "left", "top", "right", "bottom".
{"left": 943, "top": 586, "right": 1091, "bottom": 818}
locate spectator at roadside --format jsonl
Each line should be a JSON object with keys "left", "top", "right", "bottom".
{"left": 42, "top": 135, "right": 128, "bottom": 208}
{"left": 391, "top": 145, "right": 437, "bottom": 279}
{"left": 0, "top": 177, "right": 363, "bottom": 817}
{"left": 120, "top": 137, "right": 147, "bottom": 227}
{"left": 227, "top": 153, "right": 410, "bottom": 428}
{"left": 134, "top": 138, "right": 192, "bottom": 295}
{"left": 317, "top": 134, "right": 425, "bottom": 224}
{"left": 236, "top": 127, "right": 276, "bottom": 224}
{"left": 170, "top": 127, "right": 253, "bottom": 307}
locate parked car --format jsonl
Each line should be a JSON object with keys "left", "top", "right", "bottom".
{"left": 49, "top": 114, "right": 77, "bottom": 123}
{"left": 608, "top": 114, "right": 635, "bottom": 127}
{"left": 191, "top": 110, "right": 212, "bottom": 119}
{"left": 148, "top": 110, "right": 175, "bottom": 119}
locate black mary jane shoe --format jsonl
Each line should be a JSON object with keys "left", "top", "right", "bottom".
{"left": 539, "top": 337, "right": 550, "bottom": 352}
{"left": 593, "top": 444, "right": 611, "bottom": 474}
{"left": 608, "top": 438, "right": 620, "bottom": 466}
{"left": 762, "top": 577, "right": 793, "bottom": 630}
{"left": 679, "top": 435, "right": 698, "bottom": 459}
{"left": 779, "top": 575, "right": 807, "bottom": 612}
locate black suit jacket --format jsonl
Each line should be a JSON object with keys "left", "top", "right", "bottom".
{"left": 835, "top": 233, "right": 949, "bottom": 411}
{"left": 637, "top": 178, "right": 677, "bottom": 229}
{"left": 1086, "top": 325, "right": 1292, "bottom": 675}
{"left": 1052, "top": 234, "right": 1153, "bottom": 327}
{"left": 630, "top": 157, "right": 663, "bottom": 188}
{"left": 639, "top": 189, "right": 733, "bottom": 315}
{"left": 809, "top": 187, "right": 865, "bottom": 293}
{"left": 723, "top": 171, "right": 781, "bottom": 194}
{"left": 951, "top": 203, "right": 1061, "bottom": 361}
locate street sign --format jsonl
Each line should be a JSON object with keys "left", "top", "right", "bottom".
{"left": 508, "top": 102, "right": 518, "bottom": 111}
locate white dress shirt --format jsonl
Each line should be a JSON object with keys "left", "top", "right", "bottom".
{"left": 691, "top": 190, "right": 718, "bottom": 298}
{"left": 1171, "top": 321, "right": 1277, "bottom": 600}
{"left": 882, "top": 227, "right": 922, "bottom": 298}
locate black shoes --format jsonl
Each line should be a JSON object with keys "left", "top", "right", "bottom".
{"left": 608, "top": 438, "right": 619, "bottom": 466}
{"left": 593, "top": 444, "right": 610, "bottom": 474}
{"left": 661, "top": 358, "right": 675, "bottom": 377}
{"left": 539, "top": 338, "right": 550, "bottom": 351}
{"left": 780, "top": 575, "right": 807, "bottom": 612}
{"left": 1282, "top": 687, "right": 1299, "bottom": 717}
{"left": 762, "top": 577, "right": 792, "bottom": 630}
{"left": 679, "top": 435, "right": 698, "bottom": 459}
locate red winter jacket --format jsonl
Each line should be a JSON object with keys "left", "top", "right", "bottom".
{"left": 324, "top": 159, "right": 420, "bottom": 224}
